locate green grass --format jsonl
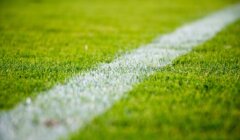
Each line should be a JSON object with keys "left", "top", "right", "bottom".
{"left": 70, "top": 20, "right": 240, "bottom": 140}
{"left": 0, "top": 0, "right": 239, "bottom": 110}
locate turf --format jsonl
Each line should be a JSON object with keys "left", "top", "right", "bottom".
{"left": 0, "top": 0, "right": 238, "bottom": 110}
{"left": 70, "top": 20, "right": 240, "bottom": 140}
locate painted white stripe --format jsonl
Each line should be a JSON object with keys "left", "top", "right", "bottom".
{"left": 1, "top": 4, "right": 240, "bottom": 140}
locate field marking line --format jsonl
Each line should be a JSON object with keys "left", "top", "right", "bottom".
{"left": 1, "top": 4, "right": 240, "bottom": 140}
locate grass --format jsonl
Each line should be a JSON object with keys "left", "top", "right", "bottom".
{"left": 70, "top": 20, "right": 240, "bottom": 140}
{"left": 0, "top": 0, "right": 239, "bottom": 110}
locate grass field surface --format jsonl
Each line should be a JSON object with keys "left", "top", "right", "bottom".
{"left": 0, "top": 0, "right": 239, "bottom": 110}
{"left": 0, "top": 0, "right": 240, "bottom": 140}
{"left": 71, "top": 20, "right": 240, "bottom": 140}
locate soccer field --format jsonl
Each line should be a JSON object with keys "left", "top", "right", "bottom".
{"left": 0, "top": 0, "right": 240, "bottom": 140}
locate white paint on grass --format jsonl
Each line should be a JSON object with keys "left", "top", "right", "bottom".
{"left": 1, "top": 4, "right": 240, "bottom": 140}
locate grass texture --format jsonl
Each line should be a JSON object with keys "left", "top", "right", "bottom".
{"left": 71, "top": 20, "right": 240, "bottom": 140}
{"left": 0, "top": 0, "right": 238, "bottom": 110}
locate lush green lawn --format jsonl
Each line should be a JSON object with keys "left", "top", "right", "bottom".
{"left": 0, "top": 0, "right": 238, "bottom": 110}
{"left": 70, "top": 20, "right": 240, "bottom": 140}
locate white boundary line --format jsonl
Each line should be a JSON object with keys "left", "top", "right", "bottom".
{"left": 0, "top": 4, "right": 240, "bottom": 140}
